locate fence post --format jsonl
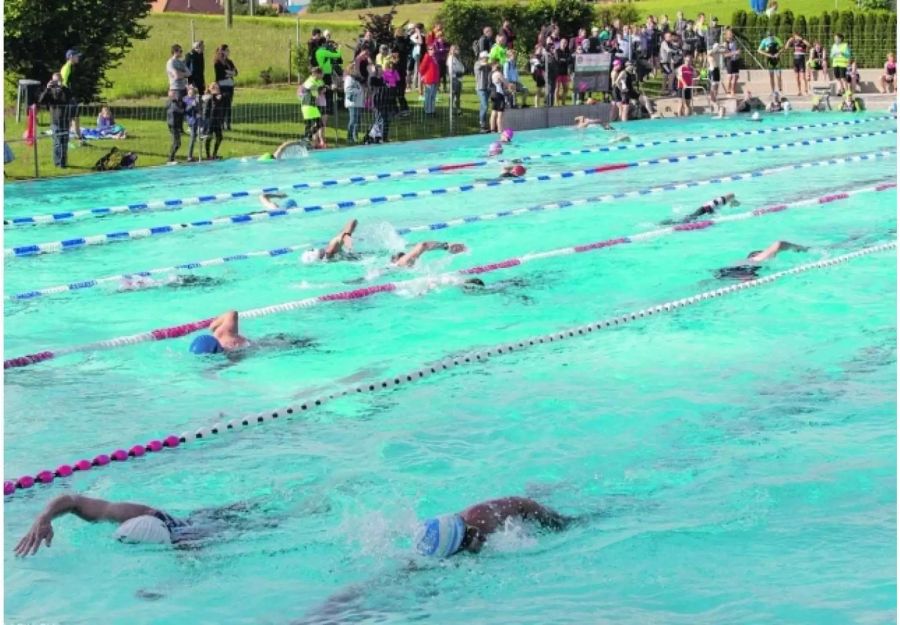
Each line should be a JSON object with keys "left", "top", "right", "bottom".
{"left": 190, "top": 19, "right": 195, "bottom": 45}
{"left": 288, "top": 40, "right": 292, "bottom": 85}
{"left": 33, "top": 133, "right": 39, "bottom": 179}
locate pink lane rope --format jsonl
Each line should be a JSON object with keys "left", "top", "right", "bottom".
{"left": 5, "top": 240, "right": 895, "bottom": 499}
{"left": 5, "top": 181, "right": 896, "bottom": 371}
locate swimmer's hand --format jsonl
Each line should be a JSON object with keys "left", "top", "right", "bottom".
{"left": 15, "top": 516, "right": 54, "bottom": 557}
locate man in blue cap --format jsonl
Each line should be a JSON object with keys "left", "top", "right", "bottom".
{"left": 415, "top": 496, "right": 571, "bottom": 558}
{"left": 189, "top": 310, "right": 249, "bottom": 354}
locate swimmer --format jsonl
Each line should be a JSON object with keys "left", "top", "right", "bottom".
{"left": 487, "top": 141, "right": 504, "bottom": 157}
{"left": 500, "top": 128, "right": 514, "bottom": 143}
{"left": 499, "top": 163, "right": 527, "bottom": 178}
{"left": 391, "top": 240, "right": 467, "bottom": 268}
{"left": 573, "top": 115, "right": 613, "bottom": 130}
{"left": 13, "top": 493, "right": 264, "bottom": 556}
{"left": 119, "top": 274, "right": 223, "bottom": 291}
{"left": 715, "top": 240, "right": 808, "bottom": 280}
{"left": 258, "top": 192, "right": 298, "bottom": 211}
{"left": 189, "top": 309, "right": 250, "bottom": 354}
{"left": 661, "top": 193, "right": 740, "bottom": 225}
{"left": 415, "top": 496, "right": 573, "bottom": 558}
{"left": 461, "top": 276, "right": 534, "bottom": 303}
{"left": 273, "top": 139, "right": 310, "bottom": 159}
{"left": 300, "top": 218, "right": 358, "bottom": 263}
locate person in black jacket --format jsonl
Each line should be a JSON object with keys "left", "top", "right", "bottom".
{"left": 165, "top": 90, "right": 185, "bottom": 164}
{"left": 185, "top": 41, "right": 206, "bottom": 94}
{"left": 37, "top": 73, "right": 72, "bottom": 168}
{"left": 392, "top": 27, "right": 412, "bottom": 115}
{"left": 213, "top": 44, "right": 238, "bottom": 130}
{"left": 202, "top": 82, "right": 225, "bottom": 160}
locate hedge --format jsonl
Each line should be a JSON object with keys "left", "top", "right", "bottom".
{"left": 730, "top": 10, "right": 897, "bottom": 68}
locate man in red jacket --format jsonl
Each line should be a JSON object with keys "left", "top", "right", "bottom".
{"left": 419, "top": 45, "right": 440, "bottom": 115}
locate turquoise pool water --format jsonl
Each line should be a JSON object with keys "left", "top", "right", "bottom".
{"left": 4, "top": 112, "right": 897, "bottom": 625}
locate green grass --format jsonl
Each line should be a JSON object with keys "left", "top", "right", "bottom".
{"left": 3, "top": 80, "right": 488, "bottom": 180}
{"left": 606, "top": 0, "right": 875, "bottom": 20}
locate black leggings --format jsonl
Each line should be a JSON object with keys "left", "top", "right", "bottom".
{"left": 219, "top": 86, "right": 234, "bottom": 129}
{"left": 205, "top": 125, "right": 223, "bottom": 158}
{"left": 167, "top": 123, "right": 182, "bottom": 161}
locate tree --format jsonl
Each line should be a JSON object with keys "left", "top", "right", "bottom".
{"left": 4, "top": 0, "right": 152, "bottom": 103}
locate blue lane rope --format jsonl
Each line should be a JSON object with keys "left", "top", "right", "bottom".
{"left": 4, "top": 115, "right": 895, "bottom": 227}
{"left": 5, "top": 129, "right": 895, "bottom": 259}
{"left": 7, "top": 151, "right": 895, "bottom": 301}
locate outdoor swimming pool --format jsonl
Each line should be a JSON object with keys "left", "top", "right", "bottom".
{"left": 4, "top": 111, "right": 897, "bottom": 625}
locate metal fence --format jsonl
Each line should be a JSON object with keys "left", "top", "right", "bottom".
{"left": 4, "top": 90, "right": 490, "bottom": 179}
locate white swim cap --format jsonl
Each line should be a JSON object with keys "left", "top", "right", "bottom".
{"left": 783, "top": 101, "right": 792, "bottom": 111}
{"left": 114, "top": 515, "right": 172, "bottom": 544}
{"left": 300, "top": 249, "right": 321, "bottom": 264}
{"left": 751, "top": 111, "right": 761, "bottom": 120}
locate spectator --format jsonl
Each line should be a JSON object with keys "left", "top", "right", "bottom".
{"left": 758, "top": 31, "right": 784, "bottom": 94}
{"left": 881, "top": 52, "right": 896, "bottom": 94}
{"left": 675, "top": 11, "right": 688, "bottom": 38}
{"left": 353, "top": 47, "right": 372, "bottom": 83}
{"left": 166, "top": 44, "right": 191, "bottom": 99}
{"left": 409, "top": 23, "right": 424, "bottom": 90}
{"left": 616, "top": 25, "right": 635, "bottom": 63}
{"left": 553, "top": 38, "right": 572, "bottom": 105}
{"left": 343, "top": 71, "right": 364, "bottom": 144}
{"left": 307, "top": 28, "right": 324, "bottom": 65}
{"left": 529, "top": 44, "right": 547, "bottom": 108}
{"left": 429, "top": 25, "right": 450, "bottom": 93}
{"left": 474, "top": 51, "right": 492, "bottom": 131}
{"left": 660, "top": 32, "right": 678, "bottom": 95}
{"left": 501, "top": 19, "right": 515, "bottom": 49}
{"left": 723, "top": 29, "right": 741, "bottom": 95}
{"left": 202, "top": 82, "right": 225, "bottom": 160}
{"left": 165, "top": 90, "right": 185, "bottom": 164}
{"left": 185, "top": 41, "right": 206, "bottom": 94}
{"left": 706, "top": 44, "right": 723, "bottom": 105}
{"left": 37, "top": 73, "right": 72, "bottom": 168}
{"left": 847, "top": 59, "right": 860, "bottom": 93}
{"left": 447, "top": 44, "right": 465, "bottom": 115}
{"left": 489, "top": 34, "right": 508, "bottom": 66}
{"left": 677, "top": 55, "right": 695, "bottom": 117}
{"left": 367, "top": 65, "right": 393, "bottom": 143}
{"left": 477, "top": 26, "right": 494, "bottom": 55}
{"left": 213, "top": 44, "right": 238, "bottom": 130}
{"left": 588, "top": 26, "right": 603, "bottom": 53}
{"left": 765, "top": 0, "right": 779, "bottom": 18}
{"left": 419, "top": 45, "right": 440, "bottom": 116}
{"left": 299, "top": 68, "right": 325, "bottom": 148}
{"left": 94, "top": 106, "right": 126, "bottom": 139}
{"left": 392, "top": 27, "right": 412, "bottom": 115}
{"left": 575, "top": 28, "right": 588, "bottom": 53}
{"left": 355, "top": 30, "right": 377, "bottom": 60}
{"left": 784, "top": 32, "right": 811, "bottom": 96}
{"left": 184, "top": 84, "right": 203, "bottom": 162}
{"left": 659, "top": 14, "right": 671, "bottom": 34}
{"left": 314, "top": 36, "right": 343, "bottom": 117}
{"left": 503, "top": 49, "right": 524, "bottom": 108}
{"left": 489, "top": 62, "right": 507, "bottom": 133}
{"left": 829, "top": 33, "right": 852, "bottom": 93}
{"left": 376, "top": 44, "right": 391, "bottom": 68}
{"left": 542, "top": 37, "right": 559, "bottom": 106}
{"left": 807, "top": 40, "right": 828, "bottom": 83}
{"left": 694, "top": 13, "right": 709, "bottom": 54}
{"left": 706, "top": 16, "right": 722, "bottom": 51}
{"left": 60, "top": 49, "right": 82, "bottom": 145}
{"left": 682, "top": 23, "right": 700, "bottom": 59}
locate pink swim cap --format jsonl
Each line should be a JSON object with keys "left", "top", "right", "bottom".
{"left": 511, "top": 164, "right": 527, "bottom": 177}
{"left": 488, "top": 141, "right": 503, "bottom": 156}
{"left": 501, "top": 128, "right": 514, "bottom": 141}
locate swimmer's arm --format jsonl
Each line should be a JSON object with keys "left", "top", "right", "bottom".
{"left": 749, "top": 240, "right": 807, "bottom": 262}
{"left": 15, "top": 494, "right": 156, "bottom": 557}
{"left": 501, "top": 497, "right": 573, "bottom": 531}
{"left": 259, "top": 194, "right": 284, "bottom": 211}
{"left": 210, "top": 310, "right": 239, "bottom": 338}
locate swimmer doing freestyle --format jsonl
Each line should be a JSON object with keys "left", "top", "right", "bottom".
{"left": 715, "top": 240, "right": 808, "bottom": 280}
{"left": 391, "top": 240, "right": 467, "bottom": 267}
{"left": 14, "top": 493, "right": 265, "bottom": 556}
{"left": 301, "top": 218, "right": 358, "bottom": 263}
{"left": 189, "top": 309, "right": 314, "bottom": 355}
{"left": 660, "top": 193, "right": 740, "bottom": 225}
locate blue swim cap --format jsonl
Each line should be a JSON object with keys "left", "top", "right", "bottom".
{"left": 282, "top": 199, "right": 298, "bottom": 209}
{"left": 189, "top": 334, "right": 223, "bottom": 354}
{"left": 415, "top": 514, "right": 466, "bottom": 558}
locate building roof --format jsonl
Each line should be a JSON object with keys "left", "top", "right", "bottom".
{"left": 150, "top": 0, "right": 224, "bottom": 14}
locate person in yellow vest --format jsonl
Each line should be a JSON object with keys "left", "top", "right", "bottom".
{"left": 829, "top": 33, "right": 851, "bottom": 94}
{"left": 299, "top": 67, "right": 326, "bottom": 149}
{"left": 60, "top": 49, "right": 83, "bottom": 144}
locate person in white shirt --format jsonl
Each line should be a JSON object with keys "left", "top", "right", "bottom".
{"left": 446, "top": 44, "right": 465, "bottom": 114}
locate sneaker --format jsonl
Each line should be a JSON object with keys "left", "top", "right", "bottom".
{"left": 166, "top": 160, "right": 178, "bottom": 166}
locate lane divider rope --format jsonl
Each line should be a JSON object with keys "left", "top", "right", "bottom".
{"left": 6, "top": 129, "right": 895, "bottom": 258}
{"left": 5, "top": 177, "right": 894, "bottom": 370}
{"left": 6, "top": 150, "right": 896, "bottom": 301}
{"left": 5, "top": 240, "right": 895, "bottom": 499}
{"left": 5, "top": 115, "right": 894, "bottom": 227}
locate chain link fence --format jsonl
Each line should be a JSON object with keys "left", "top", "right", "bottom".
{"left": 4, "top": 88, "right": 489, "bottom": 180}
